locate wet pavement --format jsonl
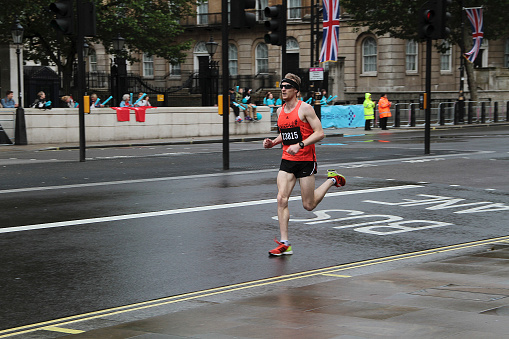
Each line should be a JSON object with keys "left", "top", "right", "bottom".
{"left": 5, "top": 242, "right": 509, "bottom": 338}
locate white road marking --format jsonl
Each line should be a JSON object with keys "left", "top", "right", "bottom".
{"left": 0, "top": 185, "right": 422, "bottom": 234}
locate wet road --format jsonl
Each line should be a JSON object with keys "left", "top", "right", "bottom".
{"left": 1, "top": 126, "right": 508, "bottom": 330}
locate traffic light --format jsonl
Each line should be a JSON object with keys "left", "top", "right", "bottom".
{"left": 418, "top": 0, "right": 451, "bottom": 40}
{"left": 437, "top": 0, "right": 452, "bottom": 39}
{"left": 264, "top": 5, "right": 286, "bottom": 46}
{"left": 80, "top": 1, "right": 97, "bottom": 37}
{"left": 231, "top": 0, "right": 256, "bottom": 29}
{"left": 49, "top": 0, "right": 75, "bottom": 35}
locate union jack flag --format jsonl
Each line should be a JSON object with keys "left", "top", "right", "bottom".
{"left": 464, "top": 8, "right": 484, "bottom": 63}
{"left": 319, "top": 0, "right": 340, "bottom": 63}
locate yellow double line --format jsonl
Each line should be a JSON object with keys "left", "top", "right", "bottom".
{"left": 2, "top": 235, "right": 508, "bottom": 338}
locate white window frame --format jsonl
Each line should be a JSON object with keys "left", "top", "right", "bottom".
{"left": 286, "top": 37, "right": 299, "bottom": 52}
{"left": 228, "top": 44, "right": 238, "bottom": 76}
{"left": 255, "top": 43, "right": 269, "bottom": 74}
{"left": 440, "top": 41, "right": 452, "bottom": 73}
{"left": 362, "top": 37, "right": 377, "bottom": 74}
{"left": 288, "top": 0, "right": 301, "bottom": 20}
{"left": 88, "top": 49, "right": 98, "bottom": 72}
{"left": 257, "top": 0, "right": 268, "bottom": 21}
{"left": 197, "top": 1, "right": 208, "bottom": 25}
{"left": 405, "top": 40, "right": 418, "bottom": 73}
{"left": 143, "top": 53, "right": 154, "bottom": 77}
{"left": 169, "top": 63, "right": 181, "bottom": 78}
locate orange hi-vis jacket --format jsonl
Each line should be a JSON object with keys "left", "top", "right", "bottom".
{"left": 378, "top": 96, "right": 392, "bottom": 118}
{"left": 277, "top": 100, "right": 316, "bottom": 162}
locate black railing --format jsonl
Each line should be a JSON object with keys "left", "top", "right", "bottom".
{"left": 180, "top": 6, "right": 314, "bottom": 27}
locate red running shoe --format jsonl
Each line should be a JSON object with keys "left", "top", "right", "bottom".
{"left": 268, "top": 238, "right": 293, "bottom": 256}
{"left": 327, "top": 169, "right": 346, "bottom": 187}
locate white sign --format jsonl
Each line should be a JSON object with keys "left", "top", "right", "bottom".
{"left": 309, "top": 67, "right": 324, "bottom": 81}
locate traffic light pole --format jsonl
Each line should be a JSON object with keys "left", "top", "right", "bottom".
{"left": 76, "top": 0, "right": 86, "bottom": 162}
{"left": 281, "top": 0, "right": 287, "bottom": 76}
{"left": 424, "top": 38, "right": 432, "bottom": 155}
{"left": 222, "top": 0, "right": 229, "bottom": 170}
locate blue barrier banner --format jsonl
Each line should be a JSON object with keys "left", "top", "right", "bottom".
{"left": 321, "top": 105, "right": 365, "bottom": 128}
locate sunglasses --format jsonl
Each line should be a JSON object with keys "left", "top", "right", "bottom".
{"left": 280, "top": 84, "right": 294, "bottom": 89}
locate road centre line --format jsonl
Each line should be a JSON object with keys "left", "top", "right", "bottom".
{"left": 0, "top": 151, "right": 491, "bottom": 195}
{"left": 1, "top": 235, "right": 508, "bottom": 338}
{"left": 0, "top": 185, "right": 423, "bottom": 234}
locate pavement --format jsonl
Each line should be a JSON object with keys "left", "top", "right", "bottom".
{"left": 3, "top": 121, "right": 509, "bottom": 339}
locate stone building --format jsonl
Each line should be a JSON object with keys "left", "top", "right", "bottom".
{"left": 5, "top": 1, "right": 507, "bottom": 107}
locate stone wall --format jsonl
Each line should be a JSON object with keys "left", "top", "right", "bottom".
{"left": 0, "top": 106, "right": 271, "bottom": 144}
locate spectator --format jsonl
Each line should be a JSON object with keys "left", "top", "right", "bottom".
{"left": 134, "top": 92, "right": 151, "bottom": 107}
{"left": 320, "top": 88, "right": 327, "bottom": 101}
{"left": 90, "top": 94, "right": 104, "bottom": 108}
{"left": 237, "top": 87, "right": 252, "bottom": 121}
{"left": 61, "top": 95, "right": 76, "bottom": 108}
{"left": 1, "top": 91, "right": 18, "bottom": 108}
{"left": 263, "top": 91, "right": 272, "bottom": 105}
{"left": 243, "top": 88, "right": 257, "bottom": 121}
{"left": 378, "top": 93, "right": 392, "bottom": 130}
{"left": 363, "top": 92, "right": 375, "bottom": 131}
{"left": 32, "top": 91, "right": 51, "bottom": 109}
{"left": 265, "top": 92, "right": 278, "bottom": 115}
{"left": 229, "top": 88, "right": 241, "bottom": 122}
{"left": 120, "top": 94, "right": 132, "bottom": 107}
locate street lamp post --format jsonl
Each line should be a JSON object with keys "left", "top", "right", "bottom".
{"left": 112, "top": 34, "right": 126, "bottom": 106}
{"left": 205, "top": 36, "right": 219, "bottom": 106}
{"left": 11, "top": 19, "right": 27, "bottom": 145}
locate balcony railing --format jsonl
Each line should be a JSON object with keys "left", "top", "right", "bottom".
{"left": 180, "top": 6, "right": 314, "bottom": 27}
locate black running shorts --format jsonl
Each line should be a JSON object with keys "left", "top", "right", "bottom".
{"left": 279, "top": 159, "right": 317, "bottom": 178}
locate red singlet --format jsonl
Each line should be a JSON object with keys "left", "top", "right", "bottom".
{"left": 277, "top": 100, "right": 316, "bottom": 162}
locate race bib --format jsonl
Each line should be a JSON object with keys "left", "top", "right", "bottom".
{"left": 280, "top": 126, "right": 302, "bottom": 145}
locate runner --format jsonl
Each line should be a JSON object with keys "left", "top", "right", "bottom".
{"left": 263, "top": 73, "right": 346, "bottom": 256}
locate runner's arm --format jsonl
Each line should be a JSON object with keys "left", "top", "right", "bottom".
{"left": 263, "top": 107, "right": 283, "bottom": 148}
{"left": 300, "top": 104, "right": 324, "bottom": 146}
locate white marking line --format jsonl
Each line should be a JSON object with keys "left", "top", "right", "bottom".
{"left": 0, "top": 151, "right": 490, "bottom": 195}
{"left": 0, "top": 185, "right": 422, "bottom": 234}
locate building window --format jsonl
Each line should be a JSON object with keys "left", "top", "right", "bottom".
{"left": 362, "top": 37, "right": 377, "bottom": 73}
{"left": 257, "top": 0, "right": 268, "bottom": 21}
{"left": 228, "top": 44, "right": 238, "bottom": 76}
{"left": 505, "top": 39, "right": 509, "bottom": 67}
{"left": 143, "top": 53, "right": 154, "bottom": 77}
{"left": 88, "top": 49, "right": 98, "bottom": 72}
{"left": 255, "top": 43, "right": 269, "bottom": 74}
{"left": 288, "top": 0, "right": 301, "bottom": 19}
{"left": 406, "top": 40, "right": 418, "bottom": 72}
{"left": 169, "top": 63, "right": 181, "bottom": 77}
{"left": 440, "top": 42, "right": 451, "bottom": 72}
{"left": 197, "top": 1, "right": 208, "bottom": 25}
{"left": 286, "top": 37, "right": 299, "bottom": 51}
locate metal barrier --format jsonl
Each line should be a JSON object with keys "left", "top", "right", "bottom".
{"left": 388, "top": 100, "right": 509, "bottom": 128}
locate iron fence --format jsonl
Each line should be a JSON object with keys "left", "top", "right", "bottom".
{"left": 377, "top": 101, "right": 509, "bottom": 127}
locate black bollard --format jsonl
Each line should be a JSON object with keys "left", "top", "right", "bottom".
{"left": 395, "top": 105, "right": 400, "bottom": 127}
{"left": 481, "top": 102, "right": 486, "bottom": 123}
{"left": 468, "top": 101, "right": 473, "bottom": 124}
{"left": 439, "top": 104, "right": 445, "bottom": 126}
{"left": 494, "top": 102, "right": 498, "bottom": 123}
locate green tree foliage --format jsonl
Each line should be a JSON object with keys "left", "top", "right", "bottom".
{"left": 0, "top": 0, "right": 196, "bottom": 92}
{"left": 341, "top": 0, "right": 509, "bottom": 99}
